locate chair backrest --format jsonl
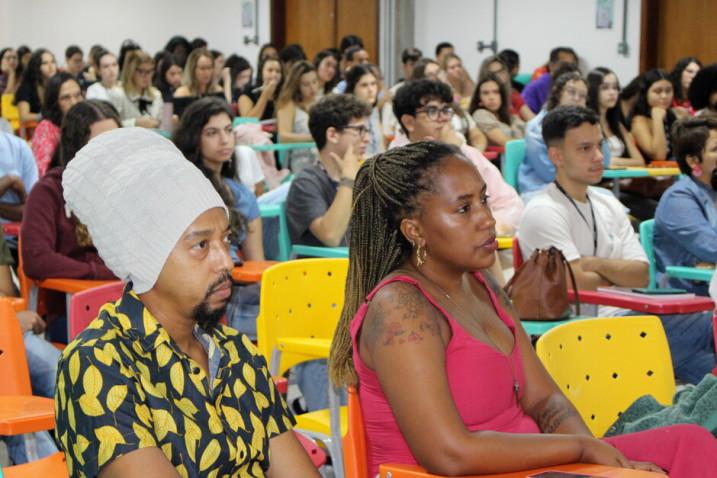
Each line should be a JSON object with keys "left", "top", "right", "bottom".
{"left": 0, "top": 298, "right": 32, "bottom": 396}
{"left": 535, "top": 315, "right": 676, "bottom": 437}
{"left": 503, "top": 139, "right": 525, "bottom": 191}
{"left": 0, "top": 94, "right": 20, "bottom": 131}
{"left": 639, "top": 219, "right": 657, "bottom": 289}
{"left": 2, "top": 451, "right": 69, "bottom": 477}
{"left": 257, "top": 258, "right": 349, "bottom": 375}
{"left": 68, "top": 282, "right": 125, "bottom": 341}
{"left": 343, "top": 386, "right": 368, "bottom": 478}
{"left": 512, "top": 236, "right": 524, "bottom": 270}
{"left": 232, "top": 116, "right": 260, "bottom": 127}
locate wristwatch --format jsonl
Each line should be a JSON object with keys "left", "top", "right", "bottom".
{"left": 339, "top": 177, "right": 355, "bottom": 189}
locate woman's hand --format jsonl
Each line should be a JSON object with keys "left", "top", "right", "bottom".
{"left": 579, "top": 436, "right": 632, "bottom": 468}
{"left": 631, "top": 461, "right": 666, "bottom": 474}
{"left": 651, "top": 106, "right": 667, "bottom": 121}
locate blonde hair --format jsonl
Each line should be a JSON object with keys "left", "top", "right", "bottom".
{"left": 120, "top": 50, "right": 159, "bottom": 98}
{"left": 182, "top": 48, "right": 217, "bottom": 96}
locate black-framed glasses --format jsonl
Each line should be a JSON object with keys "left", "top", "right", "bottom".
{"left": 340, "top": 124, "right": 369, "bottom": 138}
{"left": 415, "top": 105, "right": 454, "bottom": 120}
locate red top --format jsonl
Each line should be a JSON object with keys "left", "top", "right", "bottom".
{"left": 351, "top": 272, "right": 539, "bottom": 477}
{"left": 510, "top": 89, "right": 526, "bottom": 116}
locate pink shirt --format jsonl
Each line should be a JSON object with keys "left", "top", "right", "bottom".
{"left": 31, "top": 119, "right": 60, "bottom": 177}
{"left": 350, "top": 273, "right": 539, "bottom": 477}
{"left": 389, "top": 135, "right": 523, "bottom": 235}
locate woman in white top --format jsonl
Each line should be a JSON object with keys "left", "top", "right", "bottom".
{"left": 276, "top": 60, "right": 319, "bottom": 172}
{"left": 85, "top": 49, "right": 120, "bottom": 102}
{"left": 586, "top": 67, "right": 645, "bottom": 167}
{"left": 113, "top": 50, "right": 162, "bottom": 128}
{"left": 345, "top": 64, "right": 387, "bottom": 156}
{"left": 469, "top": 73, "right": 525, "bottom": 147}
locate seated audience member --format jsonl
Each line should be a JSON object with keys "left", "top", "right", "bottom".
{"left": 654, "top": 116, "right": 717, "bottom": 295}
{"left": 173, "top": 97, "right": 264, "bottom": 336}
{"left": 116, "top": 38, "right": 140, "bottom": 76}
{"left": 619, "top": 75, "right": 644, "bottom": 128}
{"left": 688, "top": 63, "right": 717, "bottom": 117}
{"left": 0, "top": 48, "right": 20, "bottom": 99}
{"left": 174, "top": 48, "right": 228, "bottom": 115}
{"left": 522, "top": 47, "right": 578, "bottom": 114}
{"left": 113, "top": 50, "right": 162, "bottom": 128}
{"left": 520, "top": 105, "right": 715, "bottom": 384}
{"left": 670, "top": 57, "right": 701, "bottom": 115}
{"left": 16, "top": 45, "right": 31, "bottom": 71}
{"left": 313, "top": 48, "right": 340, "bottom": 97}
{"left": 163, "top": 35, "right": 190, "bottom": 67}
{"left": 276, "top": 61, "right": 320, "bottom": 172}
{"left": 333, "top": 46, "right": 370, "bottom": 94}
{"left": 54, "top": 128, "right": 319, "bottom": 478}
{"left": 469, "top": 73, "right": 526, "bottom": 147}
{"left": 83, "top": 44, "right": 104, "bottom": 83}
{"left": 587, "top": 67, "right": 645, "bottom": 168}
{"left": 479, "top": 55, "right": 534, "bottom": 121}
{"left": 153, "top": 51, "right": 183, "bottom": 103}
{"left": 21, "top": 100, "right": 120, "bottom": 343}
{"left": 498, "top": 48, "right": 524, "bottom": 92}
{"left": 392, "top": 79, "right": 523, "bottom": 237}
{"left": 190, "top": 36, "right": 208, "bottom": 52}
{"left": 329, "top": 139, "right": 717, "bottom": 478}
{"left": 210, "top": 49, "right": 225, "bottom": 84}
{"left": 0, "top": 228, "right": 60, "bottom": 466}
{"left": 396, "top": 47, "right": 422, "bottom": 85}
{"left": 279, "top": 43, "right": 308, "bottom": 76}
{"left": 0, "top": 131, "right": 38, "bottom": 222}
{"left": 519, "top": 71, "right": 610, "bottom": 200}
{"left": 64, "top": 45, "right": 91, "bottom": 90}
{"left": 32, "top": 73, "right": 82, "bottom": 176}
{"left": 287, "top": 94, "right": 370, "bottom": 248}
{"left": 434, "top": 41, "right": 454, "bottom": 64}
{"left": 86, "top": 49, "right": 121, "bottom": 102}
{"left": 339, "top": 34, "right": 364, "bottom": 54}
{"left": 409, "top": 61, "right": 487, "bottom": 150}
{"left": 238, "top": 56, "right": 282, "bottom": 120}
{"left": 225, "top": 54, "right": 253, "bottom": 103}
{"left": 440, "top": 53, "right": 474, "bottom": 107}
{"left": 257, "top": 42, "right": 279, "bottom": 66}
{"left": 630, "top": 69, "right": 685, "bottom": 162}
{"left": 345, "top": 64, "right": 385, "bottom": 156}
{"left": 13, "top": 48, "right": 57, "bottom": 123}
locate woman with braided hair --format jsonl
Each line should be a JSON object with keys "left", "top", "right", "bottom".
{"left": 328, "top": 141, "right": 716, "bottom": 477}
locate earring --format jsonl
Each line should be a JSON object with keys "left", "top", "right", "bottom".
{"left": 415, "top": 242, "right": 427, "bottom": 268}
{"left": 692, "top": 164, "right": 704, "bottom": 177}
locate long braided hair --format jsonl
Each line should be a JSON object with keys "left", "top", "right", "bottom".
{"left": 329, "top": 141, "right": 462, "bottom": 387}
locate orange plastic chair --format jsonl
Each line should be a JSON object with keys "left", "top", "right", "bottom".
{"left": 0, "top": 451, "right": 69, "bottom": 478}
{"left": 344, "top": 388, "right": 659, "bottom": 478}
{"left": 231, "top": 260, "right": 278, "bottom": 283}
{"left": 67, "top": 281, "right": 125, "bottom": 341}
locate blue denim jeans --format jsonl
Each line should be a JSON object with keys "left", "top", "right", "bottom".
{"left": 1, "top": 332, "right": 61, "bottom": 464}
{"left": 227, "top": 283, "right": 260, "bottom": 340}
{"left": 292, "top": 360, "right": 347, "bottom": 412}
{"left": 621, "top": 310, "right": 715, "bottom": 384}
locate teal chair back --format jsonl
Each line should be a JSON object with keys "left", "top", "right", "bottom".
{"left": 503, "top": 139, "right": 525, "bottom": 191}
{"left": 259, "top": 201, "right": 292, "bottom": 262}
{"left": 513, "top": 73, "right": 532, "bottom": 87}
{"left": 639, "top": 219, "right": 657, "bottom": 289}
{"left": 233, "top": 117, "right": 260, "bottom": 127}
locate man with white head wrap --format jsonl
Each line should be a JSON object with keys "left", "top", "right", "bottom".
{"left": 53, "top": 128, "right": 319, "bottom": 478}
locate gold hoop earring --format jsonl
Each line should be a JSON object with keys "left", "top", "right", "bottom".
{"left": 416, "top": 242, "right": 427, "bottom": 267}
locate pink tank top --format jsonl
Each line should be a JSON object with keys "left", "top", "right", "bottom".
{"left": 350, "top": 273, "right": 540, "bottom": 477}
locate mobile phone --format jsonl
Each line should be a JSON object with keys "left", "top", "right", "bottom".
{"left": 631, "top": 287, "right": 688, "bottom": 295}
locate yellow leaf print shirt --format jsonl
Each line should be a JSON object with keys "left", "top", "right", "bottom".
{"left": 54, "top": 285, "right": 295, "bottom": 477}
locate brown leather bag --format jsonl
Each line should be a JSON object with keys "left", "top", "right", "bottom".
{"left": 504, "top": 247, "right": 580, "bottom": 321}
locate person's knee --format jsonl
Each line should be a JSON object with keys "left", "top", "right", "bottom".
{"left": 667, "top": 423, "right": 715, "bottom": 447}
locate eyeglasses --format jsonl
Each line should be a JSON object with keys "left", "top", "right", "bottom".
{"left": 416, "top": 105, "right": 454, "bottom": 120}
{"left": 340, "top": 124, "right": 369, "bottom": 138}
{"left": 136, "top": 68, "right": 154, "bottom": 76}
{"left": 564, "top": 87, "right": 587, "bottom": 100}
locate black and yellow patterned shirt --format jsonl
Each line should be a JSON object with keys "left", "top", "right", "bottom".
{"left": 54, "top": 285, "right": 295, "bottom": 477}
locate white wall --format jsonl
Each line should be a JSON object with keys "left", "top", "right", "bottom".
{"left": 0, "top": 0, "right": 272, "bottom": 70}
{"left": 413, "top": 0, "right": 642, "bottom": 85}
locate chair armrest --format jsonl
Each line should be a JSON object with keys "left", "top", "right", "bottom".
{"left": 0, "top": 396, "right": 55, "bottom": 435}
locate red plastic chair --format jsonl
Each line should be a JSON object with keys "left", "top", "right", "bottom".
{"left": 67, "top": 282, "right": 125, "bottom": 341}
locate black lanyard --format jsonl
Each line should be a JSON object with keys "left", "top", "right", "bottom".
{"left": 554, "top": 181, "right": 598, "bottom": 256}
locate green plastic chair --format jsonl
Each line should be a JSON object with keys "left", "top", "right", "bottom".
{"left": 233, "top": 117, "right": 260, "bottom": 127}
{"left": 503, "top": 139, "right": 525, "bottom": 191}
{"left": 251, "top": 142, "right": 317, "bottom": 168}
{"left": 666, "top": 266, "right": 715, "bottom": 282}
{"left": 259, "top": 203, "right": 291, "bottom": 262}
{"left": 513, "top": 73, "right": 532, "bottom": 87}
{"left": 639, "top": 219, "right": 657, "bottom": 290}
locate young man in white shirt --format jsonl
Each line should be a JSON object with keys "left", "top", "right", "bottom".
{"left": 519, "top": 105, "right": 715, "bottom": 384}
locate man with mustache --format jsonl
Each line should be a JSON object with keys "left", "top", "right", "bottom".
{"left": 54, "top": 128, "right": 319, "bottom": 478}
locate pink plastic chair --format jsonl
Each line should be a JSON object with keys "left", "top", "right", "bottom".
{"left": 294, "top": 430, "right": 327, "bottom": 468}
{"left": 68, "top": 282, "right": 125, "bottom": 341}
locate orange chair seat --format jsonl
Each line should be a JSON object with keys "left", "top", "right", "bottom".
{"left": 232, "top": 261, "right": 278, "bottom": 283}
{"left": 0, "top": 395, "right": 55, "bottom": 435}
{"left": 37, "top": 278, "right": 120, "bottom": 294}
{"left": 380, "top": 463, "right": 664, "bottom": 477}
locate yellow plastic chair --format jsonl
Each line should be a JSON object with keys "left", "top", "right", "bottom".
{"left": 536, "top": 316, "right": 676, "bottom": 437}
{"left": 1, "top": 94, "right": 20, "bottom": 132}
{"left": 257, "top": 258, "right": 349, "bottom": 476}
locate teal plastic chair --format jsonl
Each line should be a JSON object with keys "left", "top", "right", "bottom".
{"left": 251, "top": 142, "right": 317, "bottom": 168}
{"left": 503, "top": 139, "right": 525, "bottom": 191}
{"left": 513, "top": 73, "right": 532, "bottom": 87}
{"left": 259, "top": 202, "right": 291, "bottom": 262}
{"left": 639, "top": 219, "right": 657, "bottom": 290}
{"left": 291, "top": 245, "right": 349, "bottom": 259}
{"left": 233, "top": 117, "right": 260, "bottom": 127}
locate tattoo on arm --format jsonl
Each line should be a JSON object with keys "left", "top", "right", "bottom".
{"left": 361, "top": 283, "right": 441, "bottom": 352}
{"left": 537, "top": 396, "right": 579, "bottom": 434}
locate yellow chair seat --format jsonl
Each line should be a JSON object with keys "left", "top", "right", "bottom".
{"left": 295, "top": 406, "right": 348, "bottom": 438}
{"left": 275, "top": 337, "right": 331, "bottom": 376}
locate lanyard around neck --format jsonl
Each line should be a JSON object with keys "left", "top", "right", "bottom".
{"left": 554, "top": 181, "right": 598, "bottom": 256}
